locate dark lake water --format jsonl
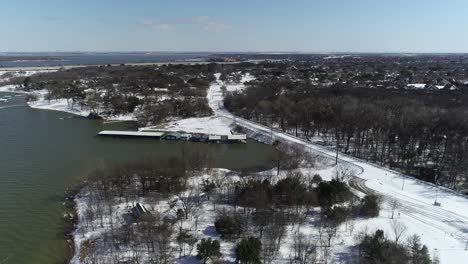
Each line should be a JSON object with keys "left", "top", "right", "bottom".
{"left": 0, "top": 93, "right": 274, "bottom": 264}
{"left": 0, "top": 52, "right": 213, "bottom": 68}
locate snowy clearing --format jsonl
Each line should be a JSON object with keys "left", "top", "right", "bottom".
{"left": 224, "top": 73, "right": 255, "bottom": 92}
{"left": 145, "top": 116, "right": 235, "bottom": 136}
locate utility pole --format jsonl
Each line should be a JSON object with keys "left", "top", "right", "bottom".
{"left": 270, "top": 124, "right": 273, "bottom": 141}
{"left": 335, "top": 147, "right": 339, "bottom": 165}
{"left": 402, "top": 175, "right": 405, "bottom": 191}
{"left": 335, "top": 135, "right": 339, "bottom": 165}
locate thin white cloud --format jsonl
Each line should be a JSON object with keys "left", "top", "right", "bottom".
{"left": 141, "top": 19, "right": 176, "bottom": 31}
{"left": 141, "top": 16, "right": 231, "bottom": 32}
{"left": 196, "top": 16, "right": 232, "bottom": 32}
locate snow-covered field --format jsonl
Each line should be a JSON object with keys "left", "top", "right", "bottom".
{"left": 145, "top": 116, "right": 235, "bottom": 136}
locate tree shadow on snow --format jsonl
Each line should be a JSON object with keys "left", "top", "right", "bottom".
{"left": 202, "top": 225, "right": 219, "bottom": 237}
{"left": 335, "top": 245, "right": 359, "bottom": 264}
{"left": 177, "top": 256, "right": 198, "bottom": 264}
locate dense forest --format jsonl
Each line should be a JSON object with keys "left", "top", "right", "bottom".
{"left": 225, "top": 81, "right": 468, "bottom": 191}
{"left": 219, "top": 56, "right": 468, "bottom": 192}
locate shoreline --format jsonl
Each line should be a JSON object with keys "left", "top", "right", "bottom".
{"left": 0, "top": 85, "right": 137, "bottom": 121}
{"left": 0, "top": 60, "right": 242, "bottom": 72}
{"left": 63, "top": 197, "right": 77, "bottom": 264}
{"left": 63, "top": 184, "right": 85, "bottom": 264}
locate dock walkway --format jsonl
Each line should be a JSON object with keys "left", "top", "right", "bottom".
{"left": 98, "top": 130, "right": 164, "bottom": 138}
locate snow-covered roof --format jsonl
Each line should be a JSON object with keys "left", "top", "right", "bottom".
{"left": 153, "top": 88, "right": 169, "bottom": 92}
{"left": 98, "top": 130, "right": 164, "bottom": 137}
{"left": 407, "top": 83, "right": 426, "bottom": 89}
{"left": 228, "top": 134, "right": 247, "bottom": 140}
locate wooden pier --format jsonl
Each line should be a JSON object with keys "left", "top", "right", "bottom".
{"left": 97, "top": 130, "right": 247, "bottom": 143}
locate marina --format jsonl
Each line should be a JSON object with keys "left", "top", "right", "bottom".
{"left": 98, "top": 129, "right": 247, "bottom": 143}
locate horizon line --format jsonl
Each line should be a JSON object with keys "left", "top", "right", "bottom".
{"left": 2, "top": 51, "right": 468, "bottom": 55}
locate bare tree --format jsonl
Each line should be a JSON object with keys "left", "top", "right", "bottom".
{"left": 177, "top": 189, "right": 200, "bottom": 220}
{"left": 154, "top": 222, "right": 174, "bottom": 264}
{"left": 262, "top": 214, "right": 286, "bottom": 263}
{"left": 388, "top": 198, "right": 401, "bottom": 219}
{"left": 176, "top": 229, "right": 197, "bottom": 257}
{"left": 138, "top": 214, "right": 159, "bottom": 254}
{"left": 334, "top": 164, "right": 354, "bottom": 183}
{"left": 348, "top": 219, "right": 356, "bottom": 236}
{"left": 390, "top": 218, "right": 408, "bottom": 244}
{"left": 293, "top": 232, "right": 317, "bottom": 264}
{"left": 325, "top": 223, "right": 338, "bottom": 247}
{"left": 252, "top": 210, "right": 273, "bottom": 239}
{"left": 84, "top": 206, "right": 96, "bottom": 230}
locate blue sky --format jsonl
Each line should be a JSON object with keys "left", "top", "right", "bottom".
{"left": 1, "top": 0, "right": 467, "bottom": 52}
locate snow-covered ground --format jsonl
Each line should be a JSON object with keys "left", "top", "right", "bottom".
{"left": 224, "top": 72, "right": 255, "bottom": 92}
{"left": 205, "top": 73, "right": 468, "bottom": 263}
{"left": 0, "top": 69, "right": 56, "bottom": 82}
{"left": 71, "top": 169, "right": 251, "bottom": 264}
{"left": 72, "top": 160, "right": 455, "bottom": 263}
{"left": 0, "top": 84, "right": 34, "bottom": 95}
{"left": 145, "top": 116, "right": 235, "bottom": 135}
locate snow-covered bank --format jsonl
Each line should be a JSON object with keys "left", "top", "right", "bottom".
{"left": 0, "top": 69, "right": 56, "bottom": 82}
{"left": 0, "top": 84, "right": 30, "bottom": 94}
{"left": 0, "top": 84, "right": 136, "bottom": 121}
